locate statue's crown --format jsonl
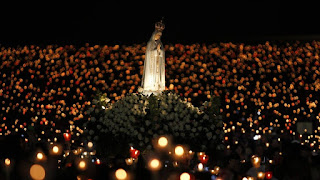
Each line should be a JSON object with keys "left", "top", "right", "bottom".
{"left": 155, "top": 19, "right": 165, "bottom": 32}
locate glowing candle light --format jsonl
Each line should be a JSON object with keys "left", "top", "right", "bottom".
{"left": 188, "top": 150, "right": 195, "bottom": 159}
{"left": 149, "top": 158, "right": 161, "bottom": 171}
{"left": 180, "top": 172, "right": 191, "bottom": 180}
{"left": 52, "top": 146, "right": 59, "bottom": 154}
{"left": 252, "top": 155, "right": 261, "bottom": 168}
{"left": 269, "top": 159, "right": 273, "bottom": 164}
{"left": 63, "top": 132, "right": 71, "bottom": 141}
{"left": 95, "top": 158, "right": 101, "bottom": 165}
{"left": 158, "top": 136, "right": 168, "bottom": 147}
{"left": 197, "top": 163, "right": 204, "bottom": 171}
{"left": 115, "top": 168, "right": 127, "bottom": 180}
{"left": 129, "top": 147, "right": 140, "bottom": 159}
{"left": 30, "top": 164, "right": 45, "bottom": 180}
{"left": 214, "top": 166, "right": 220, "bottom": 174}
{"left": 87, "top": 142, "right": 93, "bottom": 148}
{"left": 37, "top": 152, "right": 44, "bottom": 160}
{"left": 175, "top": 145, "right": 184, "bottom": 156}
{"left": 199, "top": 154, "right": 209, "bottom": 164}
{"left": 5, "top": 158, "right": 10, "bottom": 166}
{"left": 78, "top": 160, "right": 86, "bottom": 170}
{"left": 257, "top": 172, "right": 265, "bottom": 179}
{"left": 125, "top": 158, "right": 134, "bottom": 165}
{"left": 265, "top": 171, "right": 273, "bottom": 179}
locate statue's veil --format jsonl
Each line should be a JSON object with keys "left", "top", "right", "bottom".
{"left": 141, "top": 29, "right": 165, "bottom": 95}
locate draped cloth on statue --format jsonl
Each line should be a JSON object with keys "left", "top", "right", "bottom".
{"left": 141, "top": 31, "right": 165, "bottom": 96}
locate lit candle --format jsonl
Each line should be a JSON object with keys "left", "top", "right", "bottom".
{"left": 37, "top": 152, "right": 44, "bottom": 160}
{"left": 129, "top": 147, "right": 140, "bottom": 159}
{"left": 148, "top": 158, "right": 161, "bottom": 171}
{"left": 5, "top": 158, "right": 10, "bottom": 166}
{"left": 199, "top": 154, "right": 209, "bottom": 164}
{"left": 158, "top": 136, "right": 168, "bottom": 148}
{"left": 175, "top": 145, "right": 184, "bottom": 157}
{"left": 197, "top": 163, "right": 204, "bottom": 171}
{"left": 63, "top": 132, "right": 71, "bottom": 141}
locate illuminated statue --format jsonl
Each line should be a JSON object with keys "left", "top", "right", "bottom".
{"left": 141, "top": 20, "right": 165, "bottom": 95}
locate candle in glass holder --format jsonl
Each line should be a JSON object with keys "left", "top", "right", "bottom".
{"left": 129, "top": 147, "right": 140, "bottom": 159}
{"left": 63, "top": 132, "right": 71, "bottom": 141}
{"left": 199, "top": 154, "right": 209, "bottom": 164}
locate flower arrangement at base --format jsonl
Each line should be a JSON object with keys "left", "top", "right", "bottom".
{"left": 84, "top": 91, "right": 224, "bottom": 158}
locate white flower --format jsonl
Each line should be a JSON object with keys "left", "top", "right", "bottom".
{"left": 193, "top": 121, "right": 198, "bottom": 126}
{"left": 161, "top": 110, "right": 167, "bottom": 115}
{"left": 145, "top": 120, "right": 151, "bottom": 126}
{"left": 206, "top": 132, "right": 212, "bottom": 140}
{"left": 163, "top": 125, "right": 168, "bottom": 131}
{"left": 91, "top": 117, "right": 96, "bottom": 122}
{"left": 179, "top": 113, "right": 184, "bottom": 118}
{"left": 88, "top": 107, "right": 94, "bottom": 113}
{"left": 139, "top": 142, "right": 144, "bottom": 147}
{"left": 169, "top": 113, "right": 174, "bottom": 120}
{"left": 89, "top": 130, "right": 94, "bottom": 135}
{"left": 138, "top": 87, "right": 143, "bottom": 93}
{"left": 212, "top": 135, "right": 217, "bottom": 140}
{"left": 179, "top": 125, "right": 184, "bottom": 131}
{"left": 129, "top": 116, "right": 135, "bottom": 122}
{"left": 185, "top": 115, "right": 190, "bottom": 122}
{"left": 105, "top": 98, "right": 111, "bottom": 103}
{"left": 142, "top": 107, "right": 147, "bottom": 114}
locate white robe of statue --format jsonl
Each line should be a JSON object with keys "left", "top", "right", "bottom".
{"left": 141, "top": 30, "right": 165, "bottom": 96}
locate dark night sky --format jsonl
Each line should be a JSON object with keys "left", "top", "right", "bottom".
{"left": 1, "top": 1, "right": 319, "bottom": 45}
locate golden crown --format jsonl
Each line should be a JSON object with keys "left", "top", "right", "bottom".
{"left": 155, "top": 19, "right": 165, "bottom": 32}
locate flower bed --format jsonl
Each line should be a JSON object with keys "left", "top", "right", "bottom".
{"left": 84, "top": 91, "right": 224, "bottom": 157}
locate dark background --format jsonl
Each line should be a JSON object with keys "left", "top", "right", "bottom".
{"left": 0, "top": 1, "right": 319, "bottom": 45}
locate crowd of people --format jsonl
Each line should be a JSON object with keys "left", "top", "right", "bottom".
{"left": 1, "top": 40, "right": 320, "bottom": 179}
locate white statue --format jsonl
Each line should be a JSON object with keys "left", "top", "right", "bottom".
{"left": 141, "top": 20, "right": 165, "bottom": 95}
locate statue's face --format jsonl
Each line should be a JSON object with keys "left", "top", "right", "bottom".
{"left": 154, "top": 32, "right": 162, "bottom": 40}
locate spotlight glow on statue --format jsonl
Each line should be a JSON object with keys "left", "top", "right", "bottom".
{"left": 141, "top": 20, "right": 165, "bottom": 95}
